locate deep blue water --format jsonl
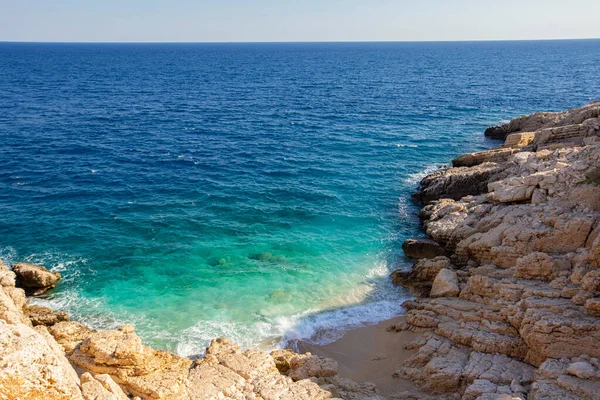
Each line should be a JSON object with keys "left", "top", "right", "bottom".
{"left": 1, "top": 40, "right": 599, "bottom": 354}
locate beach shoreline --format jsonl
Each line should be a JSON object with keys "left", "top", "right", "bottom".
{"left": 298, "top": 316, "right": 426, "bottom": 398}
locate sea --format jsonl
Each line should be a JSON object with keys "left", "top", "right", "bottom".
{"left": 1, "top": 40, "right": 599, "bottom": 356}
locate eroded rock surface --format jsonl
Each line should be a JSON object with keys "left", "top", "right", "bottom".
{"left": 392, "top": 101, "right": 600, "bottom": 400}
{"left": 0, "top": 258, "right": 380, "bottom": 399}
{"left": 12, "top": 262, "right": 61, "bottom": 295}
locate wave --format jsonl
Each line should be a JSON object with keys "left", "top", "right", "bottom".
{"left": 2, "top": 246, "right": 411, "bottom": 359}
{"left": 175, "top": 263, "right": 410, "bottom": 357}
{"left": 403, "top": 164, "right": 442, "bottom": 186}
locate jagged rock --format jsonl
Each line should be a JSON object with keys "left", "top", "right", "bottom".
{"left": 584, "top": 298, "right": 600, "bottom": 316}
{"left": 484, "top": 101, "right": 600, "bottom": 140}
{"left": 402, "top": 238, "right": 447, "bottom": 259}
{"left": 81, "top": 372, "right": 129, "bottom": 400}
{"left": 0, "top": 319, "right": 83, "bottom": 399}
{"left": 514, "top": 252, "right": 556, "bottom": 281}
{"left": 398, "top": 102, "right": 600, "bottom": 399}
{"left": 25, "top": 304, "right": 69, "bottom": 326}
{"left": 416, "top": 162, "right": 505, "bottom": 204}
{"left": 11, "top": 262, "right": 61, "bottom": 295}
{"left": 453, "top": 148, "right": 521, "bottom": 168}
{"left": 0, "top": 285, "right": 29, "bottom": 326}
{"left": 271, "top": 348, "right": 297, "bottom": 373}
{"left": 287, "top": 352, "right": 338, "bottom": 381}
{"left": 70, "top": 325, "right": 192, "bottom": 399}
{"left": 49, "top": 320, "right": 96, "bottom": 354}
{"left": 0, "top": 264, "right": 17, "bottom": 287}
{"left": 391, "top": 256, "right": 453, "bottom": 296}
{"left": 430, "top": 269, "right": 459, "bottom": 298}
{"left": 195, "top": 338, "right": 335, "bottom": 400}
{"left": 581, "top": 270, "right": 600, "bottom": 291}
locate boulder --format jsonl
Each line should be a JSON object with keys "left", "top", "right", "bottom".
{"left": 287, "top": 352, "right": 338, "bottom": 381}
{"left": 11, "top": 262, "right": 61, "bottom": 295}
{"left": 81, "top": 372, "right": 129, "bottom": 400}
{"left": 25, "top": 304, "right": 69, "bottom": 326}
{"left": 402, "top": 238, "right": 447, "bottom": 259}
{"left": 0, "top": 319, "right": 83, "bottom": 399}
{"left": 430, "top": 269, "right": 459, "bottom": 298}
{"left": 391, "top": 256, "right": 453, "bottom": 296}
{"left": 415, "top": 162, "right": 504, "bottom": 204}
{"left": 566, "top": 361, "right": 596, "bottom": 379}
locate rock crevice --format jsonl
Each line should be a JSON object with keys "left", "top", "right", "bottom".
{"left": 393, "top": 101, "right": 600, "bottom": 400}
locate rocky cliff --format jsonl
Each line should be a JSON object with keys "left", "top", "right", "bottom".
{"left": 392, "top": 101, "right": 600, "bottom": 400}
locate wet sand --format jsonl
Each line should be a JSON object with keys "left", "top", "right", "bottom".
{"left": 298, "top": 316, "right": 425, "bottom": 398}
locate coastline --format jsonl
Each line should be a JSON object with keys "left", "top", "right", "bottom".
{"left": 298, "top": 316, "right": 426, "bottom": 398}
{"left": 2, "top": 101, "right": 600, "bottom": 399}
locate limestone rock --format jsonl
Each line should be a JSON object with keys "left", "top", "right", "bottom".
{"left": 49, "top": 320, "right": 96, "bottom": 354}
{"left": 567, "top": 361, "right": 596, "bottom": 379}
{"left": 0, "top": 285, "right": 29, "bottom": 325}
{"left": 391, "top": 256, "right": 452, "bottom": 296}
{"left": 287, "top": 352, "right": 338, "bottom": 381}
{"left": 25, "top": 304, "right": 69, "bottom": 326}
{"left": 11, "top": 262, "right": 61, "bottom": 295}
{"left": 271, "top": 348, "right": 297, "bottom": 373}
{"left": 416, "top": 162, "right": 504, "bottom": 204}
{"left": 70, "top": 325, "right": 192, "bottom": 399}
{"left": 81, "top": 373, "right": 129, "bottom": 400}
{"left": 484, "top": 101, "right": 600, "bottom": 140}
{"left": 430, "top": 269, "right": 459, "bottom": 298}
{"left": 402, "top": 238, "right": 447, "bottom": 259}
{"left": 397, "top": 102, "right": 600, "bottom": 399}
{"left": 0, "top": 319, "right": 83, "bottom": 400}
{"left": 514, "top": 252, "right": 556, "bottom": 281}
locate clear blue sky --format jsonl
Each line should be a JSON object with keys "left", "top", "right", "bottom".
{"left": 2, "top": 0, "right": 599, "bottom": 42}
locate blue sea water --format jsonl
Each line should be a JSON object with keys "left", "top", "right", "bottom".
{"left": 1, "top": 40, "right": 599, "bottom": 355}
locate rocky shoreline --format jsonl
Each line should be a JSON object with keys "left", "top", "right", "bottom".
{"left": 2, "top": 101, "right": 600, "bottom": 399}
{"left": 390, "top": 101, "right": 600, "bottom": 400}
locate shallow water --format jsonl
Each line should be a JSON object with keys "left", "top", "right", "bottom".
{"left": 1, "top": 40, "right": 599, "bottom": 355}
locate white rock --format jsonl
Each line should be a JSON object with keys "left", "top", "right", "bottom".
{"left": 567, "top": 361, "right": 596, "bottom": 379}
{"left": 430, "top": 268, "right": 459, "bottom": 298}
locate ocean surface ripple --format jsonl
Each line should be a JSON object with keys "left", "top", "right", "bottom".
{"left": 1, "top": 41, "right": 599, "bottom": 354}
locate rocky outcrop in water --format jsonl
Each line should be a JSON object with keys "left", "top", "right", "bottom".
{"left": 393, "top": 101, "right": 600, "bottom": 400}
{"left": 12, "top": 262, "right": 61, "bottom": 295}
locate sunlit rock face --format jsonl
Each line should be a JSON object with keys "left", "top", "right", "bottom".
{"left": 394, "top": 101, "right": 600, "bottom": 399}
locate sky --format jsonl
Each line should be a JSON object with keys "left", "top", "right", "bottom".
{"left": 1, "top": 0, "right": 600, "bottom": 43}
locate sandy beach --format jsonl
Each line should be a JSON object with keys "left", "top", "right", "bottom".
{"left": 299, "top": 316, "right": 426, "bottom": 398}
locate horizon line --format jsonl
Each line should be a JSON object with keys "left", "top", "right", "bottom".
{"left": 2, "top": 37, "right": 600, "bottom": 45}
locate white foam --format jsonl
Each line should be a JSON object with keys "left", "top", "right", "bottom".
{"left": 3, "top": 246, "right": 412, "bottom": 360}
{"left": 403, "top": 164, "right": 442, "bottom": 185}
{"left": 174, "top": 262, "right": 411, "bottom": 357}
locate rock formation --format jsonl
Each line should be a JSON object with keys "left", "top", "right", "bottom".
{"left": 0, "top": 259, "right": 382, "bottom": 399}
{"left": 393, "top": 101, "right": 600, "bottom": 400}
{"left": 2, "top": 102, "right": 600, "bottom": 399}
{"left": 11, "top": 262, "right": 61, "bottom": 295}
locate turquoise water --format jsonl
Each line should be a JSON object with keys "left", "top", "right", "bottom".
{"left": 1, "top": 41, "right": 599, "bottom": 355}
